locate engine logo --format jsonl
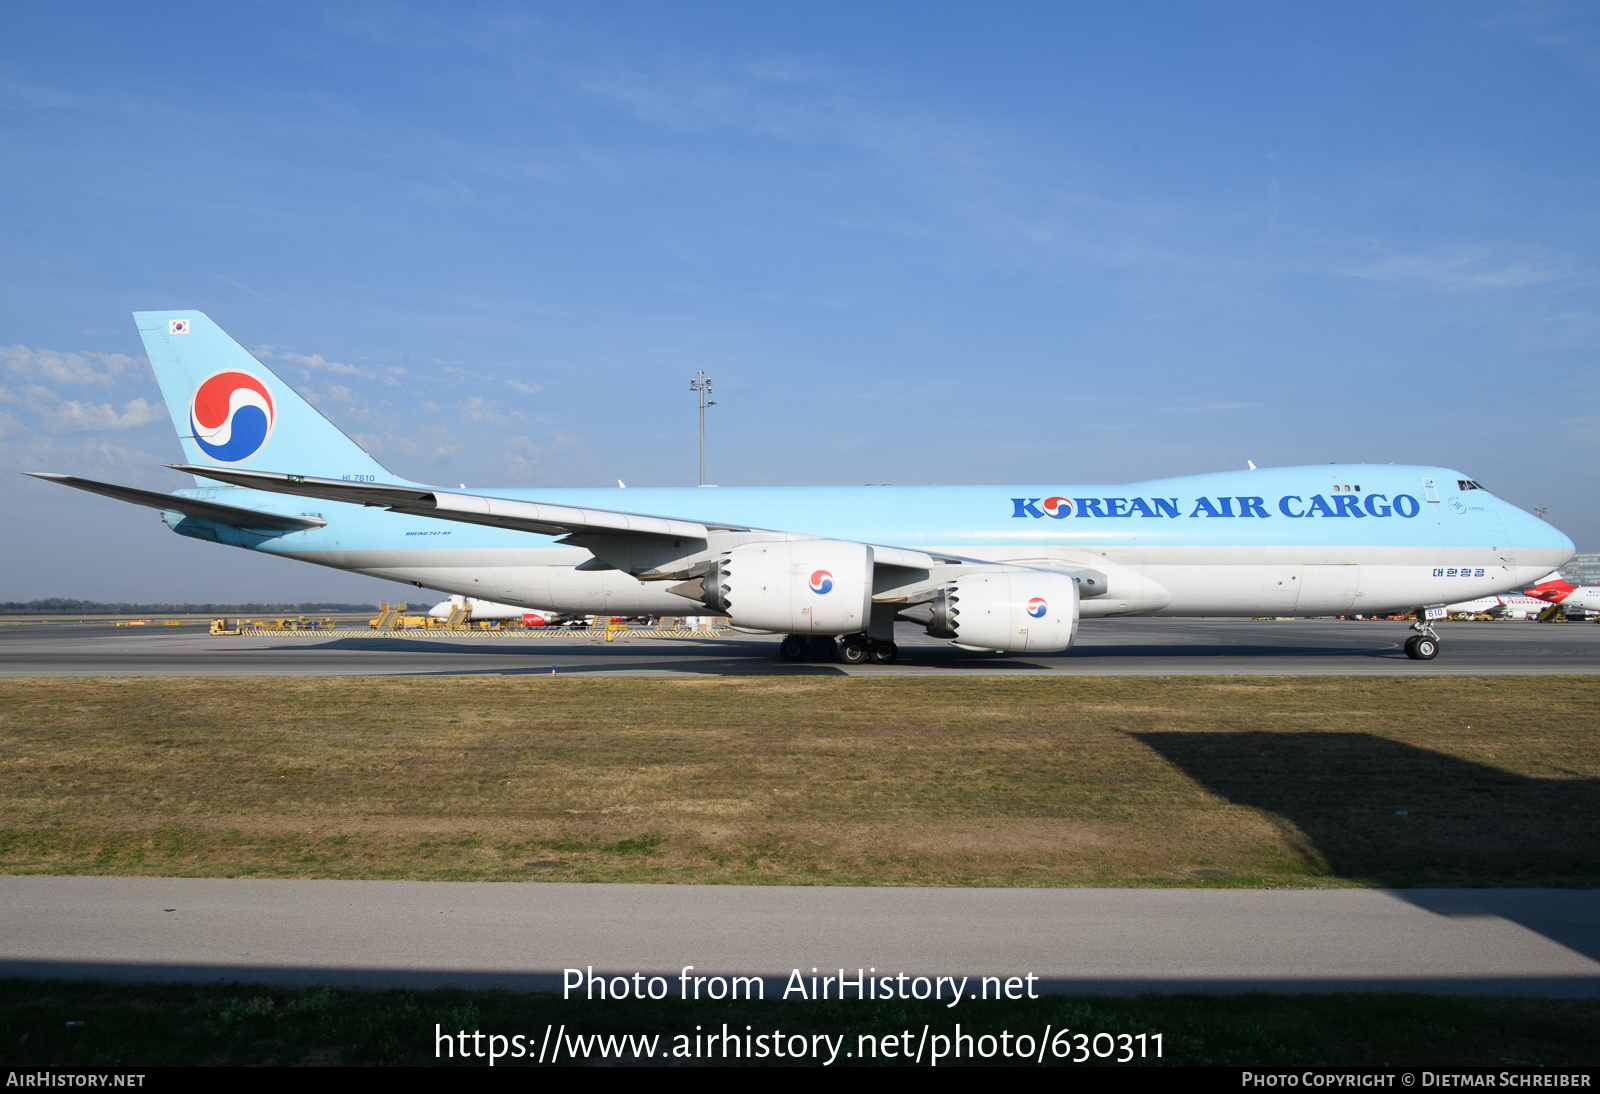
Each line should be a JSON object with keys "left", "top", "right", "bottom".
{"left": 1026, "top": 597, "right": 1048, "bottom": 618}
{"left": 809, "top": 570, "right": 834, "bottom": 594}
{"left": 189, "top": 370, "right": 275, "bottom": 463}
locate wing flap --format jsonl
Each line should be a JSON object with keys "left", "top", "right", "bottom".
{"left": 25, "top": 473, "right": 327, "bottom": 531}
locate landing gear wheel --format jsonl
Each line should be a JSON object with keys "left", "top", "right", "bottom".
{"left": 1405, "top": 635, "right": 1439, "bottom": 661}
{"left": 779, "top": 635, "right": 809, "bottom": 662}
{"left": 868, "top": 641, "right": 899, "bottom": 665}
{"left": 838, "top": 638, "right": 869, "bottom": 665}
{"left": 808, "top": 636, "right": 838, "bottom": 662}
{"left": 1406, "top": 614, "right": 1443, "bottom": 661}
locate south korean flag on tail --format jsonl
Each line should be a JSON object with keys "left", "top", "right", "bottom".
{"left": 169, "top": 319, "right": 190, "bottom": 335}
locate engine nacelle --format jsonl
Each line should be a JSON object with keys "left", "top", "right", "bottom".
{"left": 700, "top": 540, "right": 873, "bottom": 634}
{"left": 925, "top": 571, "right": 1080, "bottom": 652}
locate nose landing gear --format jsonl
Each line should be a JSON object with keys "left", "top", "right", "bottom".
{"left": 1404, "top": 618, "right": 1441, "bottom": 660}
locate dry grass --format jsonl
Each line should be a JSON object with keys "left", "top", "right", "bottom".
{"left": 0, "top": 675, "right": 1595, "bottom": 887}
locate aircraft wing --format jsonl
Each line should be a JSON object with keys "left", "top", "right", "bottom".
{"left": 167, "top": 463, "right": 733, "bottom": 538}
{"left": 25, "top": 473, "right": 328, "bottom": 531}
{"left": 164, "top": 463, "right": 951, "bottom": 570}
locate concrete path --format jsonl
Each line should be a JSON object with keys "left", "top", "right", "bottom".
{"left": 3, "top": 877, "right": 1597, "bottom": 996}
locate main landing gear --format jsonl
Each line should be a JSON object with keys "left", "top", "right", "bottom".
{"left": 1404, "top": 618, "right": 1441, "bottom": 661}
{"left": 779, "top": 633, "right": 899, "bottom": 664}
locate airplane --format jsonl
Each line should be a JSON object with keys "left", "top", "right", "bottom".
{"left": 1446, "top": 572, "right": 1600, "bottom": 620}
{"left": 1521, "top": 572, "right": 1600, "bottom": 616}
{"left": 425, "top": 595, "right": 564, "bottom": 626}
{"left": 1445, "top": 592, "right": 1561, "bottom": 620}
{"left": 25, "top": 311, "right": 1576, "bottom": 663}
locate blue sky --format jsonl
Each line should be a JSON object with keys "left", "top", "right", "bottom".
{"left": 3, "top": 2, "right": 1597, "bottom": 602}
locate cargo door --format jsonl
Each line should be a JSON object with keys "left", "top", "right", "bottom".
{"left": 1295, "top": 565, "right": 1361, "bottom": 614}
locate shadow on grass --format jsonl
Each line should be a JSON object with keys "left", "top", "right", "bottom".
{"left": 1132, "top": 730, "right": 1600, "bottom": 957}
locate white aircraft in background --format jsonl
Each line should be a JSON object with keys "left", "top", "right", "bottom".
{"left": 1446, "top": 572, "right": 1597, "bottom": 618}
{"left": 1445, "top": 593, "right": 1556, "bottom": 619}
{"left": 426, "top": 595, "right": 563, "bottom": 626}
{"left": 1522, "top": 573, "right": 1600, "bottom": 615}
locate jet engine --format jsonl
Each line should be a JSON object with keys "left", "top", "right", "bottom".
{"left": 673, "top": 539, "right": 873, "bottom": 634}
{"left": 921, "top": 571, "right": 1080, "bottom": 652}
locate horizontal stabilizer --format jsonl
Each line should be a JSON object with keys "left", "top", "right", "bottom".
{"left": 25, "top": 473, "right": 327, "bottom": 531}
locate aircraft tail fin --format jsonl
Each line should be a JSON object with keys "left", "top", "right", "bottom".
{"left": 1525, "top": 571, "right": 1576, "bottom": 602}
{"left": 133, "top": 310, "right": 407, "bottom": 485}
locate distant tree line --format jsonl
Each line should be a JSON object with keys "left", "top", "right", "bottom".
{"left": 1, "top": 598, "right": 377, "bottom": 614}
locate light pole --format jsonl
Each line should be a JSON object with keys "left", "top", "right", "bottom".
{"left": 690, "top": 371, "right": 716, "bottom": 486}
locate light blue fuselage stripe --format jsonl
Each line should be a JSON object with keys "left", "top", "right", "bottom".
{"left": 171, "top": 464, "right": 1571, "bottom": 560}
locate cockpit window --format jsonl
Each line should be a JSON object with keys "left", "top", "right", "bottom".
{"left": 1457, "top": 479, "right": 1483, "bottom": 491}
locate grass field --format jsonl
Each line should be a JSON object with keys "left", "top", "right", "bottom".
{"left": 2, "top": 675, "right": 1596, "bottom": 887}
{"left": 4, "top": 980, "right": 1597, "bottom": 1067}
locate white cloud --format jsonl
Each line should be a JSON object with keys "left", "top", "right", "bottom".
{"left": 487, "top": 431, "right": 590, "bottom": 483}
{"left": 25, "top": 387, "right": 166, "bottom": 432}
{"left": 314, "top": 384, "right": 358, "bottom": 406}
{"left": 0, "top": 345, "right": 143, "bottom": 386}
{"left": 455, "top": 395, "right": 508, "bottom": 426}
{"left": 4, "top": 428, "right": 173, "bottom": 486}
{"left": 505, "top": 378, "right": 541, "bottom": 395}
{"left": 1335, "top": 244, "right": 1578, "bottom": 291}
{"left": 256, "top": 347, "right": 376, "bottom": 379}
{"left": 354, "top": 427, "right": 462, "bottom": 465}
{"left": 1159, "top": 402, "right": 1264, "bottom": 415}
{"left": 411, "top": 177, "right": 478, "bottom": 209}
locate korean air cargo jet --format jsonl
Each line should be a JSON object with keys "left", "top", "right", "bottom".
{"left": 26, "top": 311, "right": 1576, "bottom": 663}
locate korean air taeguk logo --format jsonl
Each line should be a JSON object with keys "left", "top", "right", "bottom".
{"left": 189, "top": 370, "right": 275, "bottom": 463}
{"left": 809, "top": 570, "right": 834, "bottom": 594}
{"left": 1026, "top": 597, "right": 1048, "bottom": 618}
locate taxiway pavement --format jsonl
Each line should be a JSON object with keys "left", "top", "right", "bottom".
{"left": 2, "top": 876, "right": 1596, "bottom": 996}
{"left": 2, "top": 618, "right": 1598, "bottom": 676}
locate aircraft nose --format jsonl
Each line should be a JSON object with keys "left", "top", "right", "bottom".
{"left": 1508, "top": 501, "right": 1575, "bottom": 557}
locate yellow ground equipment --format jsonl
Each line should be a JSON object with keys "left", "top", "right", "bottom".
{"left": 424, "top": 604, "right": 472, "bottom": 629}
{"left": 368, "top": 603, "right": 407, "bottom": 629}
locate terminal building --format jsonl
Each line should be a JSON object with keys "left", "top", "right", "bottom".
{"left": 1558, "top": 553, "right": 1600, "bottom": 586}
